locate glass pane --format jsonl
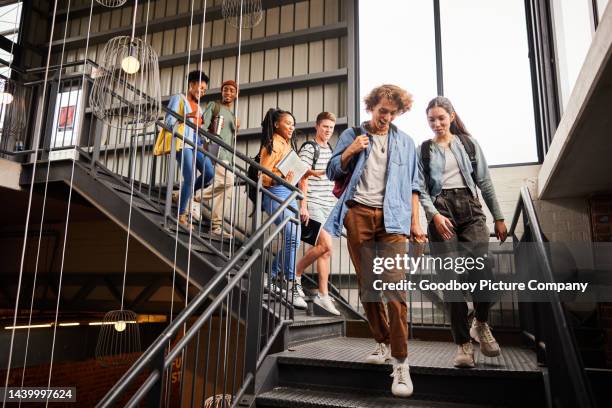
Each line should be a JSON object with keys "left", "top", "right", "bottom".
{"left": 551, "top": 0, "right": 594, "bottom": 109}
{"left": 0, "top": 2, "right": 22, "bottom": 43}
{"left": 440, "top": 0, "right": 537, "bottom": 165}
{"left": 358, "top": 0, "right": 437, "bottom": 144}
{"left": 597, "top": 0, "right": 609, "bottom": 22}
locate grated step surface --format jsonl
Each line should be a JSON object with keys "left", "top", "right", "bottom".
{"left": 277, "top": 337, "right": 539, "bottom": 377}
{"left": 257, "top": 387, "right": 488, "bottom": 408}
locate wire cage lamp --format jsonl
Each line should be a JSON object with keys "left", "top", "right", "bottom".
{"left": 0, "top": 77, "right": 27, "bottom": 149}
{"left": 95, "top": 0, "right": 128, "bottom": 7}
{"left": 95, "top": 309, "right": 141, "bottom": 366}
{"left": 222, "top": 0, "right": 263, "bottom": 29}
{"left": 89, "top": 35, "right": 161, "bottom": 131}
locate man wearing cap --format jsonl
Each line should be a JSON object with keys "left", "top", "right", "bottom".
{"left": 194, "top": 80, "right": 240, "bottom": 236}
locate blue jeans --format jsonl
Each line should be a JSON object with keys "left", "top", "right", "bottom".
{"left": 263, "top": 185, "right": 301, "bottom": 280}
{"left": 176, "top": 148, "right": 214, "bottom": 214}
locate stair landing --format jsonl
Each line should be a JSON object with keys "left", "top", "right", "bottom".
{"left": 279, "top": 337, "right": 539, "bottom": 377}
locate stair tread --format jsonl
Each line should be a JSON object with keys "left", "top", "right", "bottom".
{"left": 275, "top": 337, "right": 540, "bottom": 378}
{"left": 257, "top": 386, "right": 486, "bottom": 408}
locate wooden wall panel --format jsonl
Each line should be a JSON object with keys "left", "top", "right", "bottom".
{"left": 48, "top": 0, "right": 349, "bottom": 139}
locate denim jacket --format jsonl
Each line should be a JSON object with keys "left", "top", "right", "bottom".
{"left": 417, "top": 135, "right": 503, "bottom": 223}
{"left": 323, "top": 124, "right": 421, "bottom": 237}
{"left": 165, "top": 94, "right": 202, "bottom": 149}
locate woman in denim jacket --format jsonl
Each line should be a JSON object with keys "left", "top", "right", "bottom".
{"left": 418, "top": 96, "right": 508, "bottom": 368}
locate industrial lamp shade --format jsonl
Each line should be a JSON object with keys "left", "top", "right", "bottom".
{"left": 95, "top": 0, "right": 128, "bottom": 7}
{"left": 0, "top": 77, "right": 27, "bottom": 143}
{"left": 89, "top": 36, "right": 161, "bottom": 131}
{"left": 95, "top": 309, "right": 141, "bottom": 366}
{"left": 222, "top": 0, "right": 263, "bottom": 29}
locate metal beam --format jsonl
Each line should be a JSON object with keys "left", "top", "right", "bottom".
{"left": 55, "top": 0, "right": 149, "bottom": 20}
{"left": 433, "top": 0, "right": 444, "bottom": 96}
{"left": 157, "top": 23, "right": 348, "bottom": 70}
{"left": 238, "top": 117, "right": 348, "bottom": 138}
{"left": 50, "top": 0, "right": 301, "bottom": 51}
{"left": 345, "top": 0, "right": 358, "bottom": 126}
{"left": 128, "top": 277, "right": 166, "bottom": 309}
{"left": 83, "top": 68, "right": 348, "bottom": 110}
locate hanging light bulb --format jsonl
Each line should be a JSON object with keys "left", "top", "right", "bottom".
{"left": 113, "top": 320, "right": 127, "bottom": 332}
{"left": 0, "top": 91, "right": 13, "bottom": 105}
{"left": 121, "top": 55, "right": 140, "bottom": 74}
{"left": 90, "top": 36, "right": 161, "bottom": 130}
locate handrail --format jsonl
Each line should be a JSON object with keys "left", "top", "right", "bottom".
{"left": 509, "top": 186, "right": 594, "bottom": 408}
{"left": 97, "top": 190, "right": 299, "bottom": 407}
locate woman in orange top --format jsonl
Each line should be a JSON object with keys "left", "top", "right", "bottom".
{"left": 259, "top": 108, "right": 304, "bottom": 308}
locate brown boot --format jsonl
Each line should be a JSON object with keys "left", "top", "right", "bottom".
{"left": 470, "top": 320, "right": 501, "bottom": 357}
{"left": 454, "top": 342, "right": 475, "bottom": 368}
{"left": 178, "top": 213, "right": 193, "bottom": 230}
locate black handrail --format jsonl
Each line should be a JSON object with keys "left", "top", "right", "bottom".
{"left": 96, "top": 189, "right": 299, "bottom": 407}
{"left": 509, "top": 186, "right": 594, "bottom": 408}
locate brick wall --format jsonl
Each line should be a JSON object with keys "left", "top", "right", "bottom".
{"left": 0, "top": 353, "right": 148, "bottom": 407}
{"left": 590, "top": 195, "right": 612, "bottom": 368}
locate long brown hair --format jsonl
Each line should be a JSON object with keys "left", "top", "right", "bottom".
{"left": 426, "top": 96, "right": 470, "bottom": 136}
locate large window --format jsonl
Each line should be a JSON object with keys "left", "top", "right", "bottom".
{"left": 359, "top": 0, "right": 538, "bottom": 165}
{"left": 0, "top": 2, "right": 22, "bottom": 78}
{"left": 439, "top": 0, "right": 537, "bottom": 164}
{"left": 358, "top": 1, "right": 437, "bottom": 145}
{"left": 596, "top": 0, "right": 610, "bottom": 23}
{"left": 550, "top": 0, "right": 595, "bottom": 110}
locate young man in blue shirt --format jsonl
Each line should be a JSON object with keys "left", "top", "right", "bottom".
{"left": 325, "top": 84, "right": 426, "bottom": 398}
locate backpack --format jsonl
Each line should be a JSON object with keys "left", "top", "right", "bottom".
{"left": 297, "top": 140, "right": 334, "bottom": 170}
{"left": 420, "top": 133, "right": 477, "bottom": 189}
{"left": 247, "top": 152, "right": 261, "bottom": 206}
{"left": 331, "top": 126, "right": 361, "bottom": 199}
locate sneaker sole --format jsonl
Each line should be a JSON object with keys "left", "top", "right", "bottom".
{"left": 453, "top": 362, "right": 475, "bottom": 368}
{"left": 470, "top": 329, "right": 501, "bottom": 357}
{"left": 365, "top": 357, "right": 391, "bottom": 365}
{"left": 313, "top": 300, "right": 341, "bottom": 316}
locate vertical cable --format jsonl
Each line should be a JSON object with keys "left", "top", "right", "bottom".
{"left": 18, "top": 1, "right": 95, "bottom": 400}
{"left": 2, "top": 1, "right": 61, "bottom": 405}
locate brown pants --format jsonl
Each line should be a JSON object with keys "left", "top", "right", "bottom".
{"left": 344, "top": 202, "right": 408, "bottom": 359}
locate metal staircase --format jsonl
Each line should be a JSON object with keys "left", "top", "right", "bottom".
{"left": 6, "top": 61, "right": 606, "bottom": 407}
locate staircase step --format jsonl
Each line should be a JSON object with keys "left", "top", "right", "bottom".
{"left": 257, "top": 386, "right": 488, "bottom": 408}
{"left": 287, "top": 311, "right": 345, "bottom": 347}
{"left": 273, "top": 337, "right": 544, "bottom": 406}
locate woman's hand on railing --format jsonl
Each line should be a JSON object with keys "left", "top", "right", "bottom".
{"left": 494, "top": 220, "right": 508, "bottom": 243}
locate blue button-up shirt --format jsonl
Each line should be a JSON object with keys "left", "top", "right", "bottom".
{"left": 323, "top": 124, "right": 421, "bottom": 237}
{"left": 417, "top": 135, "right": 504, "bottom": 223}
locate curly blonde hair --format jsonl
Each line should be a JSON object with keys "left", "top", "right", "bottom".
{"left": 364, "top": 84, "right": 413, "bottom": 114}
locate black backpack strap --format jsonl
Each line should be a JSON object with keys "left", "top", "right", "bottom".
{"left": 298, "top": 140, "right": 320, "bottom": 170}
{"left": 456, "top": 134, "right": 477, "bottom": 184}
{"left": 421, "top": 140, "right": 433, "bottom": 190}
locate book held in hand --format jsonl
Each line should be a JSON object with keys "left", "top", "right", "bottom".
{"left": 276, "top": 149, "right": 310, "bottom": 186}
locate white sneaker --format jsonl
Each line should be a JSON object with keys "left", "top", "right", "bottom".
{"left": 291, "top": 286, "right": 307, "bottom": 309}
{"left": 390, "top": 361, "right": 413, "bottom": 397}
{"left": 364, "top": 342, "right": 391, "bottom": 364}
{"left": 263, "top": 275, "right": 286, "bottom": 295}
{"left": 295, "top": 282, "right": 306, "bottom": 298}
{"left": 314, "top": 294, "right": 340, "bottom": 316}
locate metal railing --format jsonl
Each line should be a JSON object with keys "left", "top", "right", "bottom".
{"left": 14, "top": 59, "right": 333, "bottom": 406}
{"left": 510, "top": 186, "right": 595, "bottom": 408}
{"left": 15, "top": 58, "right": 523, "bottom": 330}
